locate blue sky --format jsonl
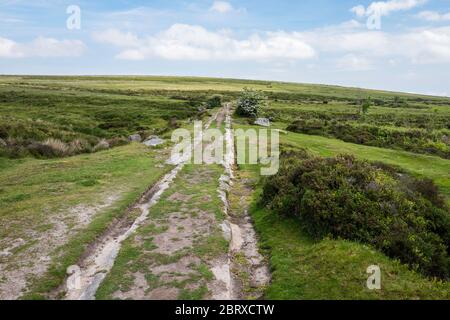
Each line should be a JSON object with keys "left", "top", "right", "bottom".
{"left": 0, "top": 0, "right": 449, "bottom": 95}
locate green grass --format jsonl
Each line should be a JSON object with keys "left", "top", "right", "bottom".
{"left": 0, "top": 143, "right": 169, "bottom": 242}
{"left": 0, "top": 143, "right": 171, "bottom": 299}
{"left": 235, "top": 123, "right": 450, "bottom": 203}
{"left": 0, "top": 85, "right": 197, "bottom": 144}
{"left": 251, "top": 203, "right": 449, "bottom": 300}
{"left": 234, "top": 120, "right": 449, "bottom": 299}
{"left": 281, "top": 131, "right": 450, "bottom": 202}
{"left": 2, "top": 75, "right": 450, "bottom": 103}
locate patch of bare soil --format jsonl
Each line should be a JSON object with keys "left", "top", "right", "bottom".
{"left": 110, "top": 166, "right": 229, "bottom": 300}
{"left": 151, "top": 211, "right": 215, "bottom": 254}
{"left": 215, "top": 107, "right": 227, "bottom": 128}
{"left": 63, "top": 109, "right": 222, "bottom": 300}
{"left": 0, "top": 192, "right": 122, "bottom": 300}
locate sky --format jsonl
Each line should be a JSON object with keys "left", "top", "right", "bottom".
{"left": 0, "top": 0, "right": 449, "bottom": 95}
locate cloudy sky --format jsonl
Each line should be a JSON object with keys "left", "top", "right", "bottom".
{"left": 0, "top": 0, "right": 449, "bottom": 95}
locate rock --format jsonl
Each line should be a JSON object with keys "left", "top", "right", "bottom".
{"left": 93, "top": 139, "right": 110, "bottom": 151}
{"left": 442, "top": 135, "right": 449, "bottom": 144}
{"left": 254, "top": 118, "right": 271, "bottom": 127}
{"left": 143, "top": 136, "right": 165, "bottom": 147}
{"left": 128, "top": 134, "right": 142, "bottom": 142}
{"left": 0, "top": 138, "right": 6, "bottom": 147}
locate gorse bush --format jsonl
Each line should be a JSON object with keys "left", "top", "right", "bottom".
{"left": 235, "top": 88, "right": 267, "bottom": 118}
{"left": 261, "top": 151, "right": 450, "bottom": 279}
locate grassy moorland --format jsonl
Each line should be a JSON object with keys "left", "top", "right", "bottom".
{"left": 252, "top": 204, "right": 449, "bottom": 299}
{"left": 233, "top": 128, "right": 449, "bottom": 299}
{"left": 0, "top": 75, "right": 449, "bottom": 299}
{"left": 235, "top": 122, "right": 450, "bottom": 204}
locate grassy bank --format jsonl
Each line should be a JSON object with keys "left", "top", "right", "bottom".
{"left": 235, "top": 122, "right": 450, "bottom": 203}
{"left": 251, "top": 202, "right": 449, "bottom": 300}
{"left": 234, "top": 122, "right": 449, "bottom": 299}
{"left": 0, "top": 143, "right": 170, "bottom": 299}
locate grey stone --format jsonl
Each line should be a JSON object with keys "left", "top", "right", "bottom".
{"left": 128, "top": 134, "right": 142, "bottom": 142}
{"left": 143, "top": 136, "right": 165, "bottom": 147}
{"left": 254, "top": 118, "right": 270, "bottom": 127}
{"left": 0, "top": 138, "right": 6, "bottom": 147}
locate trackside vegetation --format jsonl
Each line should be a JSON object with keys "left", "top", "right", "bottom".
{"left": 261, "top": 151, "right": 449, "bottom": 280}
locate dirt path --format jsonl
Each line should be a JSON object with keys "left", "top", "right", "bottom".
{"left": 64, "top": 104, "right": 270, "bottom": 300}
{"left": 220, "top": 104, "right": 270, "bottom": 299}
{"left": 63, "top": 110, "right": 219, "bottom": 300}
{"left": 0, "top": 191, "right": 123, "bottom": 300}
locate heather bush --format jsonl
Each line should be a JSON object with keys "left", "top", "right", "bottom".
{"left": 261, "top": 152, "right": 450, "bottom": 279}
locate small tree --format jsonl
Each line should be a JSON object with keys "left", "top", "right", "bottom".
{"left": 361, "top": 97, "right": 371, "bottom": 115}
{"left": 206, "top": 95, "right": 222, "bottom": 109}
{"left": 235, "top": 88, "right": 267, "bottom": 118}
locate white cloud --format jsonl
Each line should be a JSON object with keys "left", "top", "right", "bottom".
{"left": 210, "top": 1, "right": 234, "bottom": 14}
{"left": 337, "top": 54, "right": 374, "bottom": 71}
{"left": 401, "top": 27, "right": 450, "bottom": 63}
{"left": 92, "top": 29, "right": 140, "bottom": 47}
{"left": 417, "top": 11, "right": 450, "bottom": 22}
{"left": 350, "top": 5, "right": 366, "bottom": 18}
{"left": 116, "top": 50, "right": 146, "bottom": 60}
{"left": 300, "top": 22, "right": 450, "bottom": 64}
{"left": 92, "top": 21, "right": 450, "bottom": 65}
{"left": 351, "top": 0, "right": 427, "bottom": 18}
{"left": 93, "top": 24, "right": 316, "bottom": 61}
{"left": 0, "top": 36, "right": 85, "bottom": 58}
{"left": 0, "top": 38, "right": 18, "bottom": 58}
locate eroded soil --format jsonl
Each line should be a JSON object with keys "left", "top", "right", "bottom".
{"left": 97, "top": 164, "right": 229, "bottom": 300}
{"left": 0, "top": 191, "right": 122, "bottom": 300}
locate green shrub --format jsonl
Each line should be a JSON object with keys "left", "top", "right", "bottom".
{"left": 261, "top": 152, "right": 450, "bottom": 279}
{"left": 361, "top": 97, "right": 372, "bottom": 115}
{"left": 206, "top": 95, "right": 222, "bottom": 109}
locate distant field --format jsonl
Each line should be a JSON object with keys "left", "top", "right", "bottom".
{"left": 3, "top": 75, "right": 450, "bottom": 101}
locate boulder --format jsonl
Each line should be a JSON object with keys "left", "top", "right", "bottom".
{"left": 128, "top": 134, "right": 142, "bottom": 142}
{"left": 93, "top": 139, "right": 110, "bottom": 151}
{"left": 254, "top": 118, "right": 271, "bottom": 127}
{"left": 143, "top": 136, "right": 165, "bottom": 147}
